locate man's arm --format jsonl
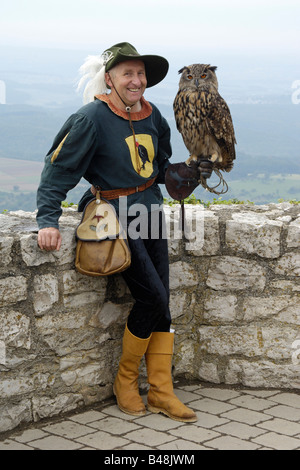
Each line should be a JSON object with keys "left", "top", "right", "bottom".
{"left": 36, "top": 113, "right": 98, "bottom": 251}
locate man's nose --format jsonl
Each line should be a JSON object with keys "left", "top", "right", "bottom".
{"left": 131, "top": 74, "right": 142, "bottom": 85}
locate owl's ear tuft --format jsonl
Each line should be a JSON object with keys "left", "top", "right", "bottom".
{"left": 178, "top": 66, "right": 189, "bottom": 75}
{"left": 209, "top": 65, "right": 218, "bottom": 73}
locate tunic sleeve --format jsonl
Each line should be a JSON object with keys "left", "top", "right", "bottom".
{"left": 153, "top": 107, "right": 172, "bottom": 184}
{"left": 36, "top": 113, "right": 98, "bottom": 229}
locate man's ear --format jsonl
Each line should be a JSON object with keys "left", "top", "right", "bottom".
{"left": 105, "top": 72, "right": 113, "bottom": 89}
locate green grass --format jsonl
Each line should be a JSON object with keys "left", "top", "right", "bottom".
{"left": 164, "top": 194, "right": 254, "bottom": 208}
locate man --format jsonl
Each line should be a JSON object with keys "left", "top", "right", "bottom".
{"left": 36, "top": 42, "right": 197, "bottom": 423}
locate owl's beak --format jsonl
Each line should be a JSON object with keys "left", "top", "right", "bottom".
{"left": 195, "top": 78, "right": 199, "bottom": 87}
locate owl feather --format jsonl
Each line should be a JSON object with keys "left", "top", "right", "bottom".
{"left": 173, "top": 64, "right": 236, "bottom": 172}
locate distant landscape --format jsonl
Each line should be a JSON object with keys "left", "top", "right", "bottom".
{"left": 0, "top": 45, "right": 299, "bottom": 212}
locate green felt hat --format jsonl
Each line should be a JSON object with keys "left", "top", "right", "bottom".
{"left": 102, "top": 42, "right": 169, "bottom": 88}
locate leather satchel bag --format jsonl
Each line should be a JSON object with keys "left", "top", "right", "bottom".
{"left": 75, "top": 194, "right": 131, "bottom": 277}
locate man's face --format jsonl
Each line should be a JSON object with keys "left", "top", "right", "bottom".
{"left": 106, "top": 60, "right": 147, "bottom": 107}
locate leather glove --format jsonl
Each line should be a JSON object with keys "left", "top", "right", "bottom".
{"left": 165, "top": 159, "right": 213, "bottom": 201}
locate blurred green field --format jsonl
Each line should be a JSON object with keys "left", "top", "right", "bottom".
{"left": 227, "top": 173, "right": 300, "bottom": 203}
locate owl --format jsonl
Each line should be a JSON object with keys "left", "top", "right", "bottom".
{"left": 173, "top": 64, "right": 236, "bottom": 172}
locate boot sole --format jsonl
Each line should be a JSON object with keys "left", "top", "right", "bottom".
{"left": 147, "top": 404, "right": 198, "bottom": 423}
{"left": 113, "top": 385, "right": 146, "bottom": 417}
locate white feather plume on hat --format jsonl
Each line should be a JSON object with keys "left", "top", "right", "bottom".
{"left": 77, "top": 54, "right": 109, "bottom": 104}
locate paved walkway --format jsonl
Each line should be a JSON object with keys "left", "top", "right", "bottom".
{"left": 1, "top": 384, "right": 300, "bottom": 451}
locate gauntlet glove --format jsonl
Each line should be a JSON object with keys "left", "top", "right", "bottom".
{"left": 165, "top": 159, "right": 213, "bottom": 201}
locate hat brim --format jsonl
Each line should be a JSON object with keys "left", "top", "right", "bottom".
{"left": 106, "top": 53, "right": 169, "bottom": 88}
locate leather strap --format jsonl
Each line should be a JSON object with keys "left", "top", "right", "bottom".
{"left": 91, "top": 176, "right": 157, "bottom": 200}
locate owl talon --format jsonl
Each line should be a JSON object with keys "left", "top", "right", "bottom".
{"left": 198, "top": 159, "right": 214, "bottom": 179}
{"left": 185, "top": 155, "right": 198, "bottom": 167}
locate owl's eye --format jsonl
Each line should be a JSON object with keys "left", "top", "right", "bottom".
{"left": 201, "top": 74, "right": 207, "bottom": 79}
{"left": 187, "top": 75, "right": 193, "bottom": 80}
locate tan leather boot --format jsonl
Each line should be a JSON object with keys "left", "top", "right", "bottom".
{"left": 113, "top": 325, "right": 151, "bottom": 417}
{"left": 145, "top": 332, "right": 197, "bottom": 423}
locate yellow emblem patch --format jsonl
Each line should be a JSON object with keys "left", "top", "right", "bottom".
{"left": 125, "top": 134, "right": 155, "bottom": 178}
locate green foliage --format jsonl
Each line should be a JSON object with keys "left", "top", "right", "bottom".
{"left": 163, "top": 194, "right": 254, "bottom": 208}
{"left": 61, "top": 201, "right": 77, "bottom": 208}
{"left": 278, "top": 199, "right": 300, "bottom": 205}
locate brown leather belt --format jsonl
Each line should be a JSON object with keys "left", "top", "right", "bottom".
{"left": 91, "top": 176, "right": 157, "bottom": 200}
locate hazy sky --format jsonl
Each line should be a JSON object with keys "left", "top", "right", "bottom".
{"left": 1, "top": 0, "right": 300, "bottom": 58}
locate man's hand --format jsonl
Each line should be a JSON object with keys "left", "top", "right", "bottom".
{"left": 38, "top": 227, "right": 62, "bottom": 252}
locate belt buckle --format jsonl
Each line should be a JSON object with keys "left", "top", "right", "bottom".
{"left": 136, "top": 186, "right": 139, "bottom": 193}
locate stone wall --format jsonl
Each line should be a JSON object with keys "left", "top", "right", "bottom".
{"left": 0, "top": 202, "right": 299, "bottom": 433}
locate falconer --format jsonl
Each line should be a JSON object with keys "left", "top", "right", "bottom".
{"left": 36, "top": 42, "right": 198, "bottom": 423}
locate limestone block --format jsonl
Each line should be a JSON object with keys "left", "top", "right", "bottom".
{"left": 259, "top": 326, "right": 300, "bottom": 360}
{"left": 0, "top": 309, "right": 31, "bottom": 350}
{"left": 0, "top": 376, "right": 35, "bottom": 398}
{"left": 226, "top": 212, "right": 282, "bottom": 258}
{"left": 63, "top": 269, "right": 107, "bottom": 295}
{"left": 169, "top": 261, "right": 198, "bottom": 290}
{"left": 61, "top": 363, "right": 103, "bottom": 388}
{"left": 174, "top": 339, "right": 196, "bottom": 376}
{"left": 170, "top": 291, "right": 188, "bottom": 320}
{"left": 90, "top": 301, "right": 132, "bottom": 329}
{"left": 225, "top": 359, "right": 300, "bottom": 389}
{"left": 203, "top": 294, "right": 238, "bottom": 323}
{"left": 0, "top": 214, "right": 24, "bottom": 232}
{"left": 274, "top": 252, "right": 300, "bottom": 277}
{"left": 32, "top": 394, "right": 83, "bottom": 422}
{"left": 198, "top": 361, "right": 221, "bottom": 384}
{"left": 33, "top": 274, "right": 59, "bottom": 315}
{"left": 0, "top": 276, "right": 27, "bottom": 307}
{"left": 243, "top": 295, "right": 300, "bottom": 324}
{"left": 206, "top": 256, "right": 266, "bottom": 291}
{"left": 199, "top": 325, "right": 265, "bottom": 357}
{"left": 63, "top": 270, "right": 107, "bottom": 309}
{"left": 0, "top": 236, "right": 14, "bottom": 266}
{"left": 199, "top": 325, "right": 299, "bottom": 361}
{"left": 36, "top": 310, "right": 87, "bottom": 334}
{"left": 20, "top": 229, "right": 76, "bottom": 266}
{"left": 270, "top": 280, "right": 300, "bottom": 292}
{"left": 287, "top": 217, "right": 300, "bottom": 248}
{"left": 35, "top": 311, "right": 94, "bottom": 355}
{"left": 20, "top": 233, "right": 56, "bottom": 266}
{"left": 185, "top": 212, "right": 220, "bottom": 256}
{"left": 0, "top": 401, "right": 32, "bottom": 433}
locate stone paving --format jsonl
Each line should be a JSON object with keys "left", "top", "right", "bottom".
{"left": 1, "top": 384, "right": 300, "bottom": 451}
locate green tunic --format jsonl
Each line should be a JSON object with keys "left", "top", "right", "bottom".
{"left": 36, "top": 96, "right": 171, "bottom": 229}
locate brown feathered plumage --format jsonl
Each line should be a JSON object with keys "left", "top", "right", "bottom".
{"left": 173, "top": 64, "right": 236, "bottom": 172}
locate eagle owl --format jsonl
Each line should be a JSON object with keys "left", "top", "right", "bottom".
{"left": 173, "top": 64, "right": 236, "bottom": 172}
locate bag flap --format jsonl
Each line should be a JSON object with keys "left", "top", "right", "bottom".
{"left": 76, "top": 198, "right": 123, "bottom": 241}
